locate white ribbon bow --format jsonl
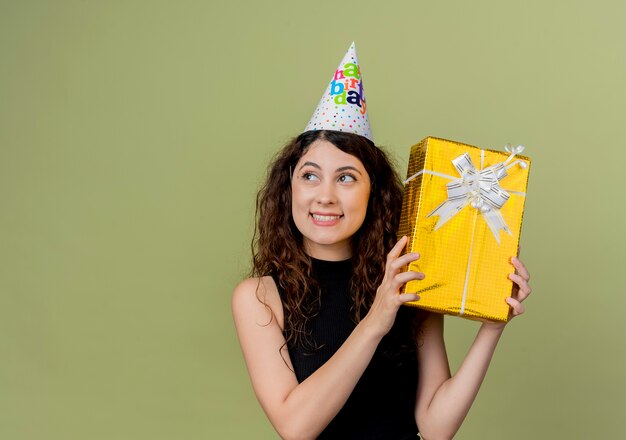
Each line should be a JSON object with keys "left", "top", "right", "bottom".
{"left": 425, "top": 144, "right": 527, "bottom": 244}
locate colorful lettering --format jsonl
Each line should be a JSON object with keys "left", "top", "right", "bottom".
{"left": 327, "top": 63, "right": 366, "bottom": 110}
{"left": 346, "top": 90, "right": 362, "bottom": 107}
{"left": 330, "top": 80, "right": 344, "bottom": 96}
{"left": 343, "top": 63, "right": 359, "bottom": 79}
{"left": 334, "top": 91, "right": 347, "bottom": 105}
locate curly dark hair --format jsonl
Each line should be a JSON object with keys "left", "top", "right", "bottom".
{"left": 251, "top": 129, "right": 414, "bottom": 350}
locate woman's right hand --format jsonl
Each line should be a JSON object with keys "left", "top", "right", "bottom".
{"left": 364, "top": 236, "right": 424, "bottom": 338}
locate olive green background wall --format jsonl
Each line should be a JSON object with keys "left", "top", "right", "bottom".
{"left": 1, "top": 1, "right": 624, "bottom": 439}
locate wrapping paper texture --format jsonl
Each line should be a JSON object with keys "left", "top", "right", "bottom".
{"left": 398, "top": 137, "right": 531, "bottom": 322}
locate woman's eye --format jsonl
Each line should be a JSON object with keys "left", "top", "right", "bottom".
{"left": 302, "top": 172, "right": 319, "bottom": 181}
{"left": 338, "top": 174, "right": 356, "bottom": 183}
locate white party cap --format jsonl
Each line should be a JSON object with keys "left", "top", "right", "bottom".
{"left": 304, "top": 42, "right": 373, "bottom": 141}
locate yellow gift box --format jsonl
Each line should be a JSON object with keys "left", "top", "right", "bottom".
{"left": 398, "top": 137, "right": 531, "bottom": 322}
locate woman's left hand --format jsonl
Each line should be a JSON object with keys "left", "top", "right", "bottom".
{"left": 506, "top": 256, "right": 532, "bottom": 320}
{"left": 480, "top": 256, "right": 531, "bottom": 329}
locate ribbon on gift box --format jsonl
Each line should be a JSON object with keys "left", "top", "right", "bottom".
{"left": 405, "top": 144, "right": 528, "bottom": 244}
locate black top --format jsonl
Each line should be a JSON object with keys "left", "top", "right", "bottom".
{"left": 273, "top": 258, "right": 420, "bottom": 440}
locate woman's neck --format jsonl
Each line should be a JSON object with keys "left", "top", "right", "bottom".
{"left": 304, "top": 243, "right": 352, "bottom": 261}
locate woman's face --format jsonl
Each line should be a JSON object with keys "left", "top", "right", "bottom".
{"left": 291, "top": 139, "right": 371, "bottom": 260}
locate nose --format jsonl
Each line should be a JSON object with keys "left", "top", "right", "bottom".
{"left": 316, "top": 180, "right": 337, "bottom": 205}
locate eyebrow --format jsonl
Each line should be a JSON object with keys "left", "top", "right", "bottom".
{"left": 336, "top": 165, "right": 362, "bottom": 175}
{"left": 298, "top": 162, "right": 363, "bottom": 175}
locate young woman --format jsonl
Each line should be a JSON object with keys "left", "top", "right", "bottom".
{"left": 232, "top": 129, "right": 532, "bottom": 440}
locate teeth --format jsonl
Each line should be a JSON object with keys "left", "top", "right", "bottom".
{"left": 312, "top": 214, "right": 340, "bottom": 221}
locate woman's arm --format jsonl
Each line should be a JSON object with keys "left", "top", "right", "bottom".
{"left": 232, "top": 237, "right": 422, "bottom": 440}
{"left": 415, "top": 257, "right": 532, "bottom": 440}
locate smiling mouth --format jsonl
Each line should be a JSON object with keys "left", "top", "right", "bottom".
{"left": 311, "top": 214, "right": 342, "bottom": 221}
